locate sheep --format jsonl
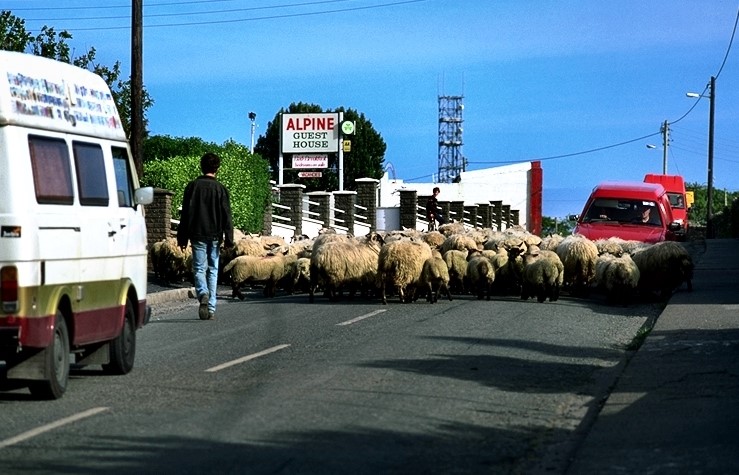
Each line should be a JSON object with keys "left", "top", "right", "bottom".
{"left": 437, "top": 221, "right": 466, "bottom": 236}
{"left": 439, "top": 233, "right": 479, "bottom": 255}
{"left": 519, "top": 245, "right": 564, "bottom": 303}
{"left": 540, "top": 233, "right": 565, "bottom": 252}
{"left": 594, "top": 253, "right": 640, "bottom": 304}
{"left": 421, "top": 230, "right": 446, "bottom": 249}
{"left": 378, "top": 239, "right": 433, "bottom": 304}
{"left": 223, "top": 252, "right": 299, "bottom": 299}
{"left": 492, "top": 246, "right": 526, "bottom": 295}
{"left": 443, "top": 249, "right": 468, "bottom": 294}
{"left": 418, "top": 254, "right": 452, "bottom": 303}
{"left": 286, "top": 257, "right": 312, "bottom": 294}
{"left": 555, "top": 234, "right": 599, "bottom": 296}
{"left": 309, "top": 232, "right": 384, "bottom": 302}
{"left": 149, "top": 237, "right": 192, "bottom": 284}
{"left": 465, "top": 249, "right": 496, "bottom": 300}
{"left": 630, "top": 241, "right": 694, "bottom": 299}
{"left": 594, "top": 237, "right": 628, "bottom": 257}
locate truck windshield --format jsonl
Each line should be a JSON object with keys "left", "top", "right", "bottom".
{"left": 583, "top": 198, "right": 662, "bottom": 226}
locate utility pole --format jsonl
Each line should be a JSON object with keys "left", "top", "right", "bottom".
{"left": 661, "top": 120, "right": 669, "bottom": 174}
{"left": 706, "top": 75, "right": 716, "bottom": 239}
{"left": 131, "top": 0, "right": 144, "bottom": 177}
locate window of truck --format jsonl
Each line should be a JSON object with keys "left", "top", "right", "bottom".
{"left": 667, "top": 192, "right": 685, "bottom": 209}
{"left": 29, "top": 135, "right": 74, "bottom": 205}
{"left": 583, "top": 198, "right": 662, "bottom": 226}
{"left": 73, "top": 141, "right": 109, "bottom": 206}
{"left": 112, "top": 146, "right": 135, "bottom": 207}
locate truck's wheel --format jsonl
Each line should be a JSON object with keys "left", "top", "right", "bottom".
{"left": 103, "top": 298, "right": 136, "bottom": 375}
{"left": 29, "top": 310, "right": 70, "bottom": 399}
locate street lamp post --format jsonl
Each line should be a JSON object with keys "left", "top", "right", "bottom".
{"left": 687, "top": 75, "right": 716, "bottom": 239}
{"left": 248, "top": 111, "right": 257, "bottom": 154}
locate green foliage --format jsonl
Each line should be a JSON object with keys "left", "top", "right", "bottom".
{"left": 0, "top": 10, "right": 152, "bottom": 137}
{"left": 142, "top": 140, "right": 271, "bottom": 233}
{"left": 541, "top": 216, "right": 574, "bottom": 236}
{"left": 254, "top": 102, "right": 386, "bottom": 192}
{"left": 144, "top": 135, "right": 220, "bottom": 162}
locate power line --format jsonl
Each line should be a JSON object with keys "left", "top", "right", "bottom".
{"left": 21, "top": 0, "right": 356, "bottom": 21}
{"left": 20, "top": 0, "right": 430, "bottom": 31}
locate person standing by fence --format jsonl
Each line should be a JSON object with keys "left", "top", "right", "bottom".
{"left": 426, "top": 186, "right": 446, "bottom": 227}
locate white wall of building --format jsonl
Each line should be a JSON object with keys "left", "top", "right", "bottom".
{"left": 378, "top": 162, "right": 533, "bottom": 229}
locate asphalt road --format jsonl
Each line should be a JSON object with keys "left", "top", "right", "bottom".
{"left": 0, "top": 289, "right": 665, "bottom": 474}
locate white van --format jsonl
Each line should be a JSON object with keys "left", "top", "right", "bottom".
{"left": 0, "top": 51, "right": 154, "bottom": 399}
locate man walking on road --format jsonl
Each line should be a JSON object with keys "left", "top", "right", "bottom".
{"left": 177, "top": 152, "right": 234, "bottom": 320}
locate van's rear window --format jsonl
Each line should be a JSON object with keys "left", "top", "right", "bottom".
{"left": 29, "top": 135, "right": 74, "bottom": 205}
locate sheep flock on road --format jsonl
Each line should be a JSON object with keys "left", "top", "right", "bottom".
{"left": 149, "top": 223, "right": 694, "bottom": 306}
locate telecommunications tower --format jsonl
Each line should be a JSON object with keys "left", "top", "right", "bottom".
{"left": 437, "top": 94, "right": 465, "bottom": 183}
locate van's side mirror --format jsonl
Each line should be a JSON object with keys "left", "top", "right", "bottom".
{"left": 568, "top": 214, "right": 579, "bottom": 222}
{"left": 135, "top": 186, "right": 154, "bottom": 206}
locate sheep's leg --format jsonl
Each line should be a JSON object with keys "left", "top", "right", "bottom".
{"left": 443, "top": 282, "right": 453, "bottom": 301}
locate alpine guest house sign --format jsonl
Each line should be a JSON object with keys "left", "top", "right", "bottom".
{"left": 281, "top": 113, "right": 340, "bottom": 154}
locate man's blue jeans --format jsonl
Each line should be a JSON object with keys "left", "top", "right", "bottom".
{"left": 191, "top": 240, "right": 220, "bottom": 314}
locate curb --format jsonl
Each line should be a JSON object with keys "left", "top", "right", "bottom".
{"left": 147, "top": 287, "right": 195, "bottom": 306}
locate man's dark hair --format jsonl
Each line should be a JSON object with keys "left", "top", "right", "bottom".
{"left": 433, "top": 187, "right": 440, "bottom": 193}
{"left": 200, "top": 152, "right": 221, "bottom": 174}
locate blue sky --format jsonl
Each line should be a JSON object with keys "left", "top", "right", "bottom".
{"left": 10, "top": 0, "right": 739, "bottom": 218}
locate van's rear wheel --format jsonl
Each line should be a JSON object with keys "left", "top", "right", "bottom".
{"left": 29, "top": 310, "right": 70, "bottom": 400}
{"left": 103, "top": 298, "right": 136, "bottom": 375}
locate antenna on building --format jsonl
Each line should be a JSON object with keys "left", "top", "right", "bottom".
{"left": 437, "top": 94, "right": 465, "bottom": 183}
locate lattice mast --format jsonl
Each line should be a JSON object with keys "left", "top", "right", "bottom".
{"left": 437, "top": 95, "right": 465, "bottom": 183}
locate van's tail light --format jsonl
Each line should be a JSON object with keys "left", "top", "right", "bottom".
{"left": 1, "top": 266, "right": 19, "bottom": 313}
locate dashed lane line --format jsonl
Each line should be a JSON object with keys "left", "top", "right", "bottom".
{"left": 205, "top": 343, "right": 291, "bottom": 373}
{"left": 336, "top": 309, "right": 387, "bottom": 326}
{"left": 0, "top": 407, "right": 109, "bottom": 449}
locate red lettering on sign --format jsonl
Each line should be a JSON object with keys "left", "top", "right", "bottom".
{"left": 285, "top": 116, "right": 335, "bottom": 131}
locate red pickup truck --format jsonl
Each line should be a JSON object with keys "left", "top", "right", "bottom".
{"left": 573, "top": 181, "right": 684, "bottom": 243}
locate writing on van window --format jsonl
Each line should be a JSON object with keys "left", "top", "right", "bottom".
{"left": 7, "top": 72, "right": 121, "bottom": 130}
{"left": 73, "top": 142, "right": 109, "bottom": 206}
{"left": 28, "top": 136, "right": 74, "bottom": 205}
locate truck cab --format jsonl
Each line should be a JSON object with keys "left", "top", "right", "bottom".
{"left": 643, "top": 174, "right": 689, "bottom": 240}
{"left": 573, "top": 182, "right": 683, "bottom": 243}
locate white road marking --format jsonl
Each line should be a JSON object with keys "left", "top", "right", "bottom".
{"left": 337, "top": 309, "right": 386, "bottom": 326}
{"left": 205, "top": 343, "right": 291, "bottom": 373}
{"left": 0, "top": 406, "right": 109, "bottom": 449}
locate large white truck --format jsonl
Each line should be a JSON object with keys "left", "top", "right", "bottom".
{"left": 0, "top": 51, "right": 153, "bottom": 399}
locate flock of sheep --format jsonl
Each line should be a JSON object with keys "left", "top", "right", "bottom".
{"left": 149, "top": 221, "right": 694, "bottom": 306}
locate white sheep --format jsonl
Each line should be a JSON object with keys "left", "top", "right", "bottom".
{"left": 466, "top": 249, "right": 496, "bottom": 300}
{"left": 555, "top": 234, "right": 599, "bottom": 296}
{"left": 520, "top": 246, "right": 564, "bottom": 303}
{"left": 223, "top": 252, "right": 298, "bottom": 299}
{"left": 442, "top": 249, "right": 468, "bottom": 294}
{"left": 378, "top": 239, "right": 433, "bottom": 304}
{"left": 309, "top": 232, "right": 384, "bottom": 302}
{"left": 594, "top": 253, "right": 641, "bottom": 304}
{"left": 439, "top": 233, "right": 479, "bottom": 255}
{"left": 630, "top": 241, "right": 693, "bottom": 299}
{"left": 419, "top": 254, "right": 452, "bottom": 303}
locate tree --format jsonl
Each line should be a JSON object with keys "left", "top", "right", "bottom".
{"left": 0, "top": 10, "right": 152, "bottom": 138}
{"left": 254, "top": 102, "right": 386, "bottom": 191}
{"left": 541, "top": 216, "right": 573, "bottom": 237}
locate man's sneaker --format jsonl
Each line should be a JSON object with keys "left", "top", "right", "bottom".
{"left": 198, "top": 292, "right": 210, "bottom": 320}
